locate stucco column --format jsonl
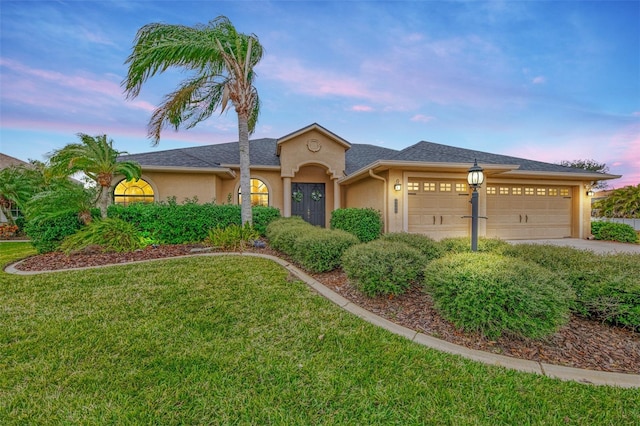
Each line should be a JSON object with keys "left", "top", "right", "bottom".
{"left": 333, "top": 179, "right": 341, "bottom": 210}
{"left": 283, "top": 177, "right": 291, "bottom": 217}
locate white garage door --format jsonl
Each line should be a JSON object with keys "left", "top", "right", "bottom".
{"left": 408, "top": 179, "right": 471, "bottom": 239}
{"left": 486, "top": 185, "right": 573, "bottom": 239}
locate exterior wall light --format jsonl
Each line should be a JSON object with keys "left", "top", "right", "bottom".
{"left": 586, "top": 189, "right": 594, "bottom": 197}
{"left": 467, "top": 159, "right": 485, "bottom": 252}
{"left": 394, "top": 179, "right": 402, "bottom": 191}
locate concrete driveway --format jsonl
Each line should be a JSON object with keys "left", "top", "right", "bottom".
{"left": 506, "top": 238, "right": 640, "bottom": 255}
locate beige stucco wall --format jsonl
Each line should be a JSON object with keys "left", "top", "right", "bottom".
{"left": 116, "top": 172, "right": 219, "bottom": 204}
{"left": 278, "top": 129, "right": 347, "bottom": 179}
{"left": 221, "top": 169, "right": 285, "bottom": 211}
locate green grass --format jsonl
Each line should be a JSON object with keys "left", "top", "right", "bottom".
{"left": 1, "top": 243, "right": 639, "bottom": 424}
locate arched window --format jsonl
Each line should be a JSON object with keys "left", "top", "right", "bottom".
{"left": 113, "top": 178, "right": 155, "bottom": 206}
{"left": 238, "top": 178, "right": 269, "bottom": 207}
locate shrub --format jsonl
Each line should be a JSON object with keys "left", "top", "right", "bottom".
{"left": 59, "top": 218, "right": 147, "bottom": 254}
{"left": 293, "top": 228, "right": 359, "bottom": 273}
{"left": 0, "top": 224, "right": 19, "bottom": 239}
{"left": 206, "top": 224, "right": 260, "bottom": 251}
{"left": 381, "top": 233, "right": 444, "bottom": 261}
{"left": 24, "top": 210, "right": 100, "bottom": 253}
{"left": 342, "top": 240, "right": 426, "bottom": 297}
{"left": 438, "top": 237, "right": 510, "bottom": 254}
{"left": 108, "top": 202, "right": 280, "bottom": 243}
{"left": 423, "top": 253, "right": 575, "bottom": 339}
{"left": 330, "top": 208, "right": 383, "bottom": 242}
{"left": 266, "top": 216, "right": 311, "bottom": 255}
{"left": 591, "top": 221, "right": 638, "bottom": 243}
{"left": 503, "top": 244, "right": 640, "bottom": 328}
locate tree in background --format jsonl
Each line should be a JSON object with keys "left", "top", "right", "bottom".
{"left": 122, "top": 16, "right": 263, "bottom": 226}
{"left": 593, "top": 184, "right": 640, "bottom": 219}
{"left": 48, "top": 133, "right": 141, "bottom": 219}
{"left": 559, "top": 159, "right": 610, "bottom": 191}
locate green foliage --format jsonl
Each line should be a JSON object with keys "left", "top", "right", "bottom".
{"left": 59, "top": 218, "right": 147, "bottom": 254}
{"left": 206, "top": 223, "right": 260, "bottom": 251}
{"left": 381, "top": 232, "right": 444, "bottom": 261}
{"left": 593, "top": 184, "right": 640, "bottom": 218}
{"left": 503, "top": 244, "right": 640, "bottom": 329}
{"left": 266, "top": 217, "right": 359, "bottom": 272}
{"left": 251, "top": 205, "right": 281, "bottom": 235}
{"left": 108, "top": 202, "right": 279, "bottom": 243}
{"left": 330, "top": 208, "right": 383, "bottom": 242}
{"left": 559, "top": 159, "right": 609, "bottom": 190}
{"left": 342, "top": 240, "right": 426, "bottom": 297}
{"left": 293, "top": 228, "right": 360, "bottom": 273}
{"left": 591, "top": 221, "right": 638, "bottom": 243}
{"left": 424, "top": 253, "right": 575, "bottom": 339}
{"left": 24, "top": 210, "right": 99, "bottom": 253}
{"left": 438, "top": 237, "right": 510, "bottom": 254}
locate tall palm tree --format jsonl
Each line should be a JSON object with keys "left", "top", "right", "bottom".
{"left": 122, "top": 16, "right": 263, "bottom": 225}
{"left": 48, "top": 133, "right": 141, "bottom": 218}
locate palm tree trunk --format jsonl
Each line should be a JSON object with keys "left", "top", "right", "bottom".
{"left": 97, "top": 185, "right": 111, "bottom": 219}
{"left": 238, "top": 113, "right": 252, "bottom": 226}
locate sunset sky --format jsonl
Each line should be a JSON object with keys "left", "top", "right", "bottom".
{"left": 1, "top": 1, "right": 638, "bottom": 187}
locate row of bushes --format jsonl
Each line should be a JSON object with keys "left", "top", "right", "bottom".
{"left": 25, "top": 202, "right": 281, "bottom": 253}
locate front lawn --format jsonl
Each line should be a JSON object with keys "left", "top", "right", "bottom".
{"left": 1, "top": 243, "right": 638, "bottom": 424}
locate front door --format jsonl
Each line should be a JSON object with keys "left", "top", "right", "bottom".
{"left": 291, "top": 183, "right": 326, "bottom": 227}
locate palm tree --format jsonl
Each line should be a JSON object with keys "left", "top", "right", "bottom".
{"left": 0, "top": 165, "right": 35, "bottom": 225}
{"left": 122, "top": 16, "right": 263, "bottom": 225}
{"left": 48, "top": 134, "right": 141, "bottom": 218}
{"left": 594, "top": 184, "right": 640, "bottom": 218}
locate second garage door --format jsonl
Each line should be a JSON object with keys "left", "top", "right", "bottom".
{"left": 486, "top": 185, "right": 573, "bottom": 239}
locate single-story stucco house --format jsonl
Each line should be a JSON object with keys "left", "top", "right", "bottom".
{"left": 116, "top": 123, "right": 619, "bottom": 240}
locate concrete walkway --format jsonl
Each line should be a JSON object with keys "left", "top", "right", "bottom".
{"left": 4, "top": 245, "right": 639, "bottom": 388}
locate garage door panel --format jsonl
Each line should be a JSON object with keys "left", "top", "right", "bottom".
{"left": 486, "top": 185, "right": 572, "bottom": 239}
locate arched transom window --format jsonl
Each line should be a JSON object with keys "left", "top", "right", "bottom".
{"left": 113, "top": 178, "right": 155, "bottom": 206}
{"left": 238, "top": 178, "right": 269, "bottom": 207}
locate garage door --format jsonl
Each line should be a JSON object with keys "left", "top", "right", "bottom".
{"left": 486, "top": 185, "right": 572, "bottom": 239}
{"left": 408, "top": 179, "right": 470, "bottom": 239}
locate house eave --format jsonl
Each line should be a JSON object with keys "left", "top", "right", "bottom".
{"left": 276, "top": 123, "right": 351, "bottom": 155}
{"left": 498, "top": 170, "right": 622, "bottom": 181}
{"left": 140, "top": 165, "right": 237, "bottom": 179}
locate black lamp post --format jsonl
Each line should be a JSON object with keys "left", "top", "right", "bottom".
{"left": 467, "top": 159, "right": 484, "bottom": 252}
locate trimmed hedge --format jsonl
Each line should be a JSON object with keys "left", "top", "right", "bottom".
{"left": 24, "top": 209, "right": 100, "bottom": 253}
{"left": 503, "top": 244, "right": 640, "bottom": 329}
{"left": 266, "top": 217, "right": 359, "bottom": 272}
{"left": 342, "top": 240, "right": 426, "bottom": 297}
{"left": 330, "top": 208, "right": 383, "bottom": 242}
{"left": 424, "top": 253, "right": 575, "bottom": 339}
{"left": 591, "top": 221, "right": 638, "bottom": 243}
{"left": 381, "top": 232, "right": 444, "bottom": 261}
{"left": 108, "top": 202, "right": 280, "bottom": 244}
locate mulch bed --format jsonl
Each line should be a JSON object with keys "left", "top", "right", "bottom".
{"left": 10, "top": 244, "right": 640, "bottom": 374}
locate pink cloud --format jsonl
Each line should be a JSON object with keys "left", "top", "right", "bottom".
{"left": 351, "top": 105, "right": 374, "bottom": 112}
{"left": 411, "top": 114, "right": 436, "bottom": 123}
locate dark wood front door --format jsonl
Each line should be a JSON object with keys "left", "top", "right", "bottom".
{"left": 291, "top": 183, "right": 325, "bottom": 227}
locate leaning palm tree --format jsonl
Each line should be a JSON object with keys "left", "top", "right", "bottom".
{"left": 48, "top": 133, "right": 142, "bottom": 218}
{"left": 122, "top": 16, "right": 263, "bottom": 226}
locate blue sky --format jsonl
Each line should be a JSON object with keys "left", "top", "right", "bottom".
{"left": 1, "top": 0, "right": 638, "bottom": 188}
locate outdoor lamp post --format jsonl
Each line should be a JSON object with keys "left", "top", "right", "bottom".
{"left": 467, "top": 160, "right": 485, "bottom": 252}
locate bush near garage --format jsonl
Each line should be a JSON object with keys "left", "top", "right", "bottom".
{"left": 342, "top": 240, "right": 426, "bottom": 297}
{"left": 330, "top": 207, "right": 383, "bottom": 242}
{"left": 503, "top": 244, "right": 640, "bottom": 329}
{"left": 108, "top": 201, "right": 280, "bottom": 244}
{"left": 381, "top": 232, "right": 444, "bottom": 261}
{"left": 591, "top": 221, "right": 638, "bottom": 243}
{"left": 423, "top": 252, "right": 575, "bottom": 339}
{"left": 438, "top": 237, "right": 511, "bottom": 254}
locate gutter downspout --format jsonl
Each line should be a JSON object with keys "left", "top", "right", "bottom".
{"left": 369, "top": 170, "right": 388, "bottom": 233}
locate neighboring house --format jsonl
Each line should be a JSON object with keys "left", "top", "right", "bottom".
{"left": 116, "top": 123, "right": 620, "bottom": 240}
{"left": 0, "top": 153, "right": 29, "bottom": 224}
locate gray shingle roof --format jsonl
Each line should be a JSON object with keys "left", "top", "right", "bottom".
{"left": 120, "top": 133, "right": 604, "bottom": 177}
{"left": 390, "top": 141, "right": 591, "bottom": 174}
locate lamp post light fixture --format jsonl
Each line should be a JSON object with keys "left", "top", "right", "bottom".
{"left": 467, "top": 160, "right": 485, "bottom": 252}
